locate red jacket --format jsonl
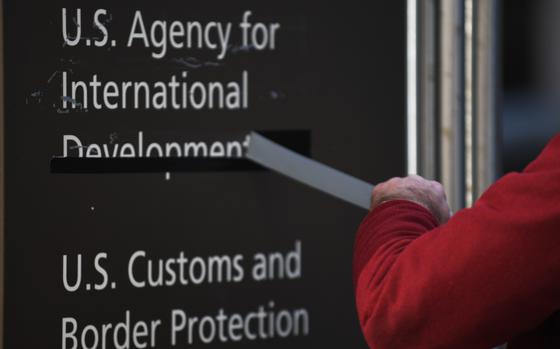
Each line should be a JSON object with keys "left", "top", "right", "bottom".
{"left": 353, "top": 134, "right": 560, "bottom": 349}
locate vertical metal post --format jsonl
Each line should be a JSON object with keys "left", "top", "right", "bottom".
{"left": 417, "top": 0, "right": 438, "bottom": 181}
{"left": 439, "top": 0, "right": 466, "bottom": 212}
{"left": 407, "top": 0, "right": 419, "bottom": 175}
{"left": 465, "top": 0, "right": 500, "bottom": 206}
{"left": 465, "top": 0, "right": 475, "bottom": 206}
{"left": 473, "top": 0, "right": 500, "bottom": 200}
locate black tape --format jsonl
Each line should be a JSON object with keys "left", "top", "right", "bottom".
{"left": 50, "top": 130, "right": 310, "bottom": 174}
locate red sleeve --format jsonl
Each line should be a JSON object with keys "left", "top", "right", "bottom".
{"left": 353, "top": 134, "right": 560, "bottom": 349}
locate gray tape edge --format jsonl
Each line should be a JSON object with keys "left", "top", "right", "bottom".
{"left": 246, "top": 132, "right": 373, "bottom": 210}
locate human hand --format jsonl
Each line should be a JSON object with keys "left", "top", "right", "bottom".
{"left": 371, "top": 175, "right": 451, "bottom": 224}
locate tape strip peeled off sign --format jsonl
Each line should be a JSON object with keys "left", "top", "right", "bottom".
{"left": 246, "top": 132, "right": 374, "bottom": 210}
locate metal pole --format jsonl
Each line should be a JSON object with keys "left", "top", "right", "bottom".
{"left": 417, "top": 0, "right": 438, "bottom": 181}
{"left": 465, "top": 0, "right": 475, "bottom": 206}
{"left": 473, "top": 0, "right": 500, "bottom": 200}
{"left": 439, "top": 0, "right": 466, "bottom": 212}
{"left": 407, "top": 0, "right": 419, "bottom": 175}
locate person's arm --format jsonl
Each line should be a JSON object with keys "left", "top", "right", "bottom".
{"left": 353, "top": 135, "right": 560, "bottom": 349}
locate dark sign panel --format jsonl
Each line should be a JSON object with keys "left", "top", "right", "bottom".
{"left": 3, "top": 1, "right": 406, "bottom": 348}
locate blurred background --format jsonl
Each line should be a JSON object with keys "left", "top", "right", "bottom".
{"left": 502, "top": 0, "right": 560, "bottom": 172}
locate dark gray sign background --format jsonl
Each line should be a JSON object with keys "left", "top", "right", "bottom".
{"left": 4, "top": 0, "right": 406, "bottom": 348}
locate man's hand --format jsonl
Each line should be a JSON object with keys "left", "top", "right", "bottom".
{"left": 371, "top": 175, "right": 451, "bottom": 224}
